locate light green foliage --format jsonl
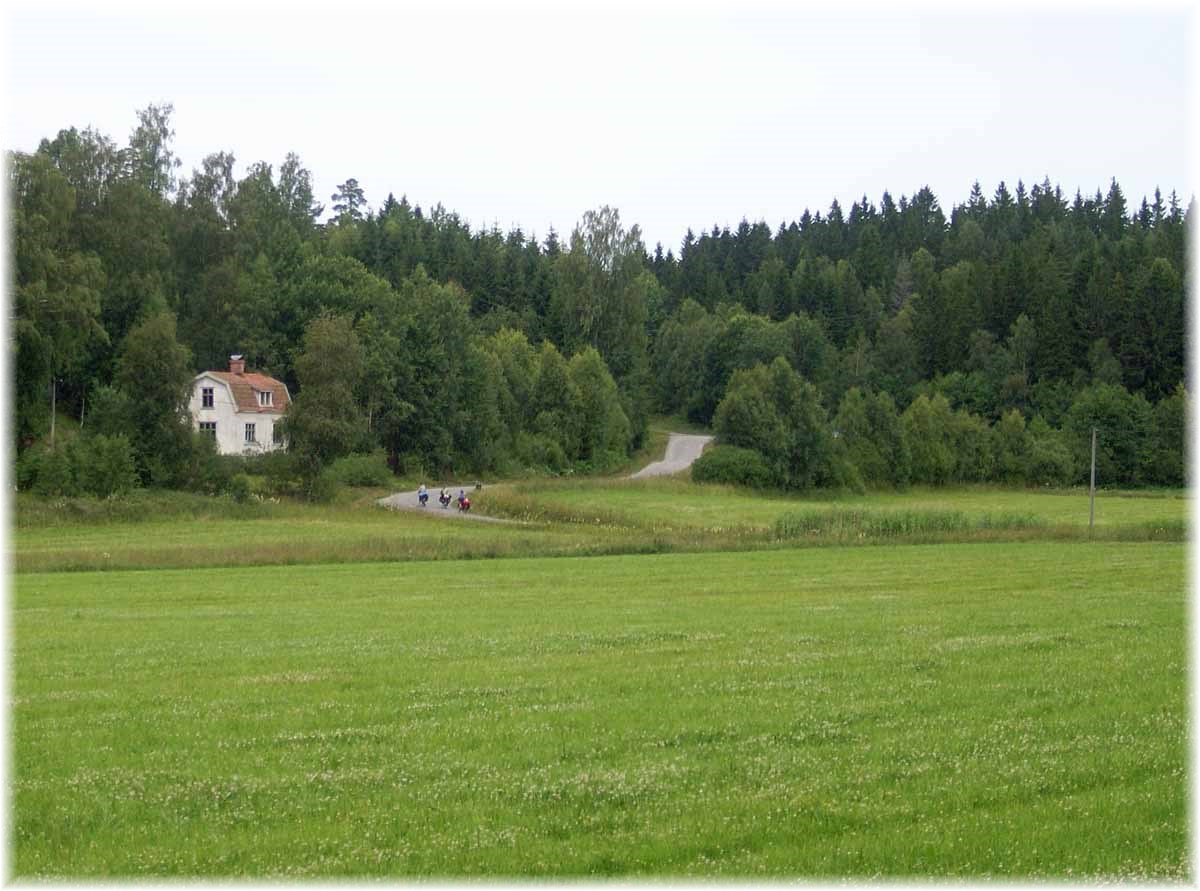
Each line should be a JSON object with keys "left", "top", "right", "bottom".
{"left": 991, "top": 408, "right": 1028, "bottom": 483}
{"left": 10, "top": 150, "right": 109, "bottom": 447}
{"left": 712, "top": 364, "right": 789, "bottom": 483}
{"left": 1022, "top": 416, "right": 1076, "bottom": 486}
{"left": 69, "top": 433, "right": 140, "bottom": 498}
{"left": 714, "top": 358, "right": 852, "bottom": 491}
{"left": 568, "top": 347, "right": 632, "bottom": 468}
{"left": 774, "top": 506, "right": 1043, "bottom": 539}
{"left": 549, "top": 207, "right": 651, "bottom": 445}
{"left": 901, "top": 393, "right": 956, "bottom": 484}
{"left": 948, "top": 406, "right": 994, "bottom": 482}
{"left": 323, "top": 452, "right": 394, "bottom": 488}
{"left": 13, "top": 542, "right": 1186, "bottom": 877}
{"left": 497, "top": 479, "right": 1185, "bottom": 541}
{"left": 531, "top": 340, "right": 581, "bottom": 460}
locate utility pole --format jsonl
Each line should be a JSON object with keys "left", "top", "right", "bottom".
{"left": 1088, "top": 427, "right": 1097, "bottom": 538}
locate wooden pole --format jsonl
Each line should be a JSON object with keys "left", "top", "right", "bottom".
{"left": 1089, "top": 427, "right": 1097, "bottom": 537}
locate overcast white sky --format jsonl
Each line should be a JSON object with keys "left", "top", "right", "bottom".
{"left": 3, "top": 1, "right": 1195, "bottom": 252}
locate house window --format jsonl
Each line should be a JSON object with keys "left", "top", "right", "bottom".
{"left": 245, "top": 423, "right": 256, "bottom": 444}
{"left": 258, "top": 390, "right": 272, "bottom": 407}
{"left": 272, "top": 424, "right": 283, "bottom": 445}
{"left": 199, "top": 421, "right": 216, "bottom": 438}
{"left": 202, "top": 387, "right": 214, "bottom": 409}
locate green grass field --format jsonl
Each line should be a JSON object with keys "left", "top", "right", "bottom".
{"left": 10, "top": 476, "right": 1191, "bottom": 878}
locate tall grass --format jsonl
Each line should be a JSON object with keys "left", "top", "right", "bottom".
{"left": 773, "top": 507, "right": 1045, "bottom": 541}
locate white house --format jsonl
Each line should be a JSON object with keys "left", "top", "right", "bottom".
{"left": 189, "top": 355, "right": 291, "bottom": 455}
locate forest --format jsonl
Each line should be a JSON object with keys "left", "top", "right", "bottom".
{"left": 10, "top": 104, "right": 1191, "bottom": 497}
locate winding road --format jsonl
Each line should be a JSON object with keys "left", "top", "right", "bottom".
{"left": 629, "top": 433, "right": 714, "bottom": 479}
{"left": 378, "top": 432, "right": 713, "bottom": 518}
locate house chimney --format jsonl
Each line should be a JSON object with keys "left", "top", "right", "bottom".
{"left": 229, "top": 354, "right": 245, "bottom": 375}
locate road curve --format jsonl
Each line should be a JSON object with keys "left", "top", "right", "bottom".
{"left": 630, "top": 433, "right": 714, "bottom": 479}
{"left": 379, "top": 432, "right": 714, "bottom": 516}
{"left": 377, "top": 486, "right": 509, "bottom": 522}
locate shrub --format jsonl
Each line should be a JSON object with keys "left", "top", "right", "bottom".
{"left": 1064, "top": 383, "right": 1152, "bottom": 486}
{"left": 227, "top": 473, "right": 254, "bottom": 503}
{"left": 324, "top": 451, "right": 395, "bottom": 487}
{"left": 179, "top": 432, "right": 234, "bottom": 495}
{"left": 307, "top": 470, "right": 340, "bottom": 503}
{"left": 70, "top": 434, "right": 140, "bottom": 498}
{"left": 22, "top": 445, "right": 77, "bottom": 496}
{"left": 1025, "top": 416, "right": 1077, "bottom": 487}
{"left": 691, "top": 445, "right": 777, "bottom": 489}
{"left": 246, "top": 450, "right": 303, "bottom": 497}
{"left": 515, "top": 432, "right": 569, "bottom": 473}
{"left": 901, "top": 394, "right": 956, "bottom": 484}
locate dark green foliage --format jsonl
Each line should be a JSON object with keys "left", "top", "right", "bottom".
{"left": 1064, "top": 384, "right": 1153, "bottom": 486}
{"left": 1142, "top": 385, "right": 1186, "bottom": 487}
{"left": 690, "top": 444, "right": 776, "bottom": 488}
{"left": 282, "top": 314, "right": 368, "bottom": 483}
{"left": 9, "top": 105, "right": 1188, "bottom": 490}
{"left": 115, "top": 312, "right": 196, "bottom": 486}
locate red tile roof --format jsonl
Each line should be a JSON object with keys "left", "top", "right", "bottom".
{"left": 206, "top": 371, "right": 290, "bottom": 414}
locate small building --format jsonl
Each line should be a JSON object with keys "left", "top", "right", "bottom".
{"left": 189, "top": 355, "right": 291, "bottom": 455}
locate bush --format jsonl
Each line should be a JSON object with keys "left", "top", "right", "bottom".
{"left": 70, "top": 434, "right": 140, "bottom": 498}
{"left": 1025, "top": 416, "right": 1077, "bottom": 487}
{"left": 691, "top": 444, "right": 777, "bottom": 488}
{"left": 324, "top": 451, "right": 395, "bottom": 487}
{"left": 21, "top": 445, "right": 77, "bottom": 496}
{"left": 1064, "top": 383, "right": 1152, "bottom": 486}
{"left": 515, "top": 432, "right": 569, "bottom": 473}
{"left": 227, "top": 473, "right": 254, "bottom": 503}
{"left": 307, "top": 469, "right": 341, "bottom": 503}
{"left": 178, "top": 433, "right": 234, "bottom": 495}
{"left": 245, "top": 450, "right": 303, "bottom": 497}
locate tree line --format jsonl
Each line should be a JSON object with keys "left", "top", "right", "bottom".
{"left": 10, "top": 104, "right": 1191, "bottom": 496}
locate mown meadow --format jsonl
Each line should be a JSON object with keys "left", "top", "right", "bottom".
{"left": 10, "top": 475, "right": 1190, "bottom": 878}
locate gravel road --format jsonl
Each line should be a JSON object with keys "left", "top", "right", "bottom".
{"left": 629, "top": 433, "right": 714, "bottom": 479}
{"left": 376, "top": 486, "right": 508, "bottom": 521}
{"left": 379, "top": 432, "right": 714, "bottom": 517}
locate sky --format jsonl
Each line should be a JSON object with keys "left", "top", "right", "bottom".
{"left": 2, "top": 1, "right": 1195, "bottom": 252}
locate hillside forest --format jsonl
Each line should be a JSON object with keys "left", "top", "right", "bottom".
{"left": 10, "top": 105, "right": 1191, "bottom": 497}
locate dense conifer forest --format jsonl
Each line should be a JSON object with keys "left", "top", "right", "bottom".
{"left": 10, "top": 105, "right": 1191, "bottom": 495}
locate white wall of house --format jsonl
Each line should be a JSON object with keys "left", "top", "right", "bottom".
{"left": 189, "top": 373, "right": 285, "bottom": 456}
